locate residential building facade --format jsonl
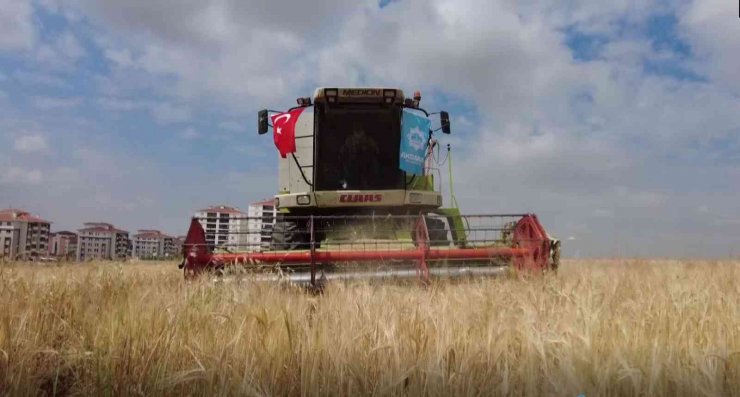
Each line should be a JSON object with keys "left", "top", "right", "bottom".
{"left": 76, "top": 222, "right": 130, "bottom": 261}
{"left": 170, "top": 236, "right": 185, "bottom": 256}
{"left": 0, "top": 208, "right": 51, "bottom": 260}
{"left": 247, "top": 200, "right": 277, "bottom": 251}
{"left": 131, "top": 230, "right": 177, "bottom": 259}
{"left": 48, "top": 231, "right": 77, "bottom": 259}
{"left": 193, "top": 205, "right": 248, "bottom": 251}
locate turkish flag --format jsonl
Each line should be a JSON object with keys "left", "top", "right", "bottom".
{"left": 271, "top": 108, "right": 305, "bottom": 158}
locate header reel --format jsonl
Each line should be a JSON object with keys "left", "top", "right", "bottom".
{"left": 180, "top": 212, "right": 559, "bottom": 287}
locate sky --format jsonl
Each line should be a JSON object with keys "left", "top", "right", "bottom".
{"left": 0, "top": 0, "right": 738, "bottom": 257}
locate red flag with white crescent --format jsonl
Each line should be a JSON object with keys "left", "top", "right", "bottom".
{"left": 271, "top": 108, "right": 305, "bottom": 158}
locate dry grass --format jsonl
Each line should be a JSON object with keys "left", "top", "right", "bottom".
{"left": 0, "top": 259, "right": 738, "bottom": 396}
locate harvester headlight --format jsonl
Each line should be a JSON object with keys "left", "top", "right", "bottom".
{"left": 383, "top": 89, "right": 396, "bottom": 102}
{"left": 325, "top": 88, "right": 338, "bottom": 104}
{"left": 297, "top": 194, "right": 311, "bottom": 205}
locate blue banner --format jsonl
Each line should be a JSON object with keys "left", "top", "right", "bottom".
{"left": 399, "top": 109, "right": 430, "bottom": 175}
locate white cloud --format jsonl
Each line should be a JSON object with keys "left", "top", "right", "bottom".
{"left": 60, "top": 0, "right": 377, "bottom": 108}
{"left": 103, "top": 48, "right": 135, "bottom": 68}
{"left": 0, "top": 167, "right": 43, "bottom": 185}
{"left": 56, "top": 31, "right": 86, "bottom": 60}
{"left": 681, "top": 0, "right": 740, "bottom": 93}
{"left": 150, "top": 102, "right": 190, "bottom": 125}
{"left": 97, "top": 97, "right": 142, "bottom": 112}
{"left": 591, "top": 209, "right": 614, "bottom": 218}
{"left": 34, "top": 30, "right": 87, "bottom": 71}
{"left": 180, "top": 127, "right": 199, "bottom": 140}
{"left": 91, "top": 192, "right": 151, "bottom": 212}
{"left": 48, "top": 166, "right": 81, "bottom": 192}
{"left": 13, "top": 134, "right": 49, "bottom": 153}
{"left": 218, "top": 120, "right": 244, "bottom": 132}
{"left": 32, "top": 96, "right": 83, "bottom": 110}
{"left": 0, "top": 0, "right": 35, "bottom": 51}
{"left": 12, "top": 70, "right": 70, "bottom": 88}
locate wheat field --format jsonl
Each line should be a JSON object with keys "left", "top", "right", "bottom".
{"left": 0, "top": 259, "right": 738, "bottom": 396}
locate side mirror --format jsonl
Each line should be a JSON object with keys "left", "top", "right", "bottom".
{"left": 440, "top": 111, "right": 451, "bottom": 134}
{"left": 258, "top": 109, "right": 269, "bottom": 135}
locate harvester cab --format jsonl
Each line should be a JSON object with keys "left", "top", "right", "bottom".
{"left": 259, "top": 88, "right": 443, "bottom": 214}
{"left": 181, "top": 87, "right": 560, "bottom": 286}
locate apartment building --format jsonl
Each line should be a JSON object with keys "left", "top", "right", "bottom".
{"left": 131, "top": 230, "right": 178, "bottom": 259}
{"left": 76, "top": 222, "right": 130, "bottom": 261}
{"left": 48, "top": 231, "right": 77, "bottom": 259}
{"left": 0, "top": 208, "right": 51, "bottom": 259}
{"left": 193, "top": 205, "right": 248, "bottom": 250}
{"left": 247, "top": 200, "right": 277, "bottom": 251}
{"left": 171, "top": 236, "right": 185, "bottom": 256}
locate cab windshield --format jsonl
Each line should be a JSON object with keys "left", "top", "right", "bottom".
{"left": 314, "top": 104, "right": 404, "bottom": 191}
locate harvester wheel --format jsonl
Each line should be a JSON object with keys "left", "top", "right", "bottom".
{"left": 413, "top": 217, "right": 449, "bottom": 247}
{"left": 427, "top": 218, "right": 450, "bottom": 247}
{"left": 271, "top": 216, "right": 310, "bottom": 250}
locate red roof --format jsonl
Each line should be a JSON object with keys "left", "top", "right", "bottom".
{"left": 78, "top": 222, "right": 127, "bottom": 234}
{"left": 196, "top": 205, "right": 244, "bottom": 214}
{"left": 78, "top": 227, "right": 109, "bottom": 232}
{"left": 134, "top": 229, "right": 173, "bottom": 238}
{"left": 78, "top": 227, "right": 119, "bottom": 233}
{"left": 0, "top": 208, "right": 51, "bottom": 224}
{"left": 83, "top": 222, "right": 114, "bottom": 228}
{"left": 0, "top": 213, "right": 17, "bottom": 222}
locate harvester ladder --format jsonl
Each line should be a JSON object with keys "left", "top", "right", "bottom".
{"left": 292, "top": 130, "right": 314, "bottom": 187}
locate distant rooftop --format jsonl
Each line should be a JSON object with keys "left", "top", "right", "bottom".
{"left": 196, "top": 205, "right": 245, "bottom": 214}
{"left": 0, "top": 208, "right": 51, "bottom": 224}
{"left": 78, "top": 222, "right": 127, "bottom": 234}
{"left": 52, "top": 230, "right": 77, "bottom": 236}
{"left": 134, "top": 229, "right": 173, "bottom": 238}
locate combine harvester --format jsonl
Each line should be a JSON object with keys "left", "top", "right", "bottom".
{"left": 180, "top": 88, "right": 559, "bottom": 287}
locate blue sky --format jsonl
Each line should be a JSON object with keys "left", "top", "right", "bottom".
{"left": 0, "top": 0, "right": 738, "bottom": 257}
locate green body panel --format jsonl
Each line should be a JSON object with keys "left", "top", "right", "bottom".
{"left": 405, "top": 174, "right": 435, "bottom": 191}
{"left": 321, "top": 217, "right": 414, "bottom": 246}
{"left": 432, "top": 207, "right": 468, "bottom": 247}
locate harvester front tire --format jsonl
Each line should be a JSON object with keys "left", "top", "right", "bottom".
{"left": 427, "top": 218, "right": 450, "bottom": 247}
{"left": 413, "top": 217, "right": 449, "bottom": 247}
{"left": 272, "top": 217, "right": 306, "bottom": 251}
{"left": 271, "top": 216, "right": 311, "bottom": 250}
